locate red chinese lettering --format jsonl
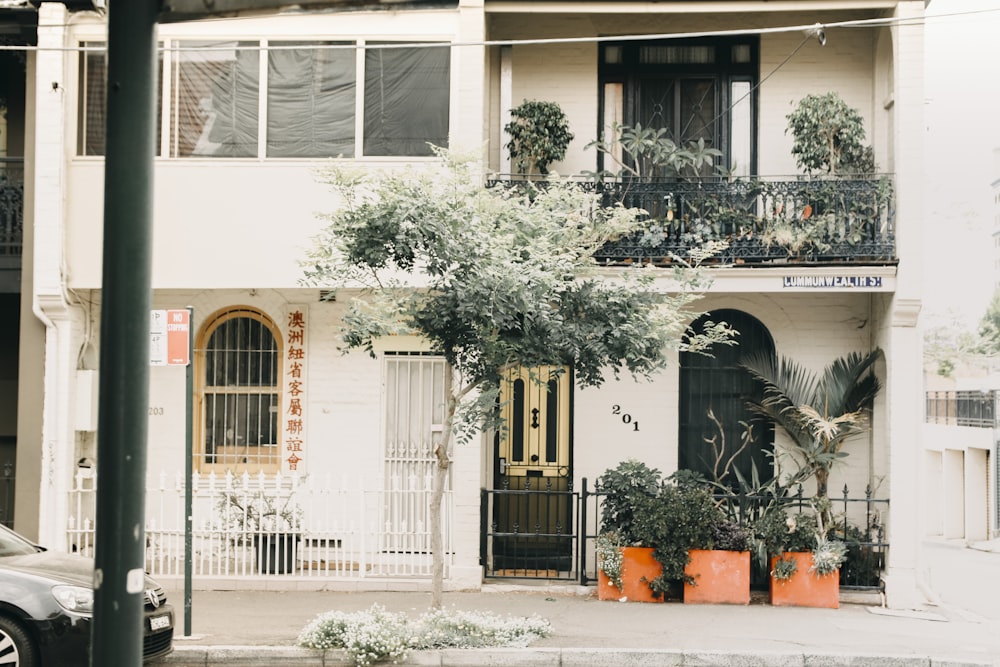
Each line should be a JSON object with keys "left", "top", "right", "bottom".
{"left": 288, "top": 311, "right": 305, "bottom": 329}
{"left": 286, "top": 418, "right": 303, "bottom": 435}
{"left": 287, "top": 347, "right": 304, "bottom": 361}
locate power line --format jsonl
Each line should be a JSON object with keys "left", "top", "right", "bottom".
{"left": 1, "top": 6, "right": 998, "bottom": 53}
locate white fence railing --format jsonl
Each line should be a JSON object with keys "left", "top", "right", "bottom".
{"left": 67, "top": 470, "right": 454, "bottom": 581}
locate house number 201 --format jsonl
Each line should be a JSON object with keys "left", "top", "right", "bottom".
{"left": 611, "top": 405, "right": 639, "bottom": 431}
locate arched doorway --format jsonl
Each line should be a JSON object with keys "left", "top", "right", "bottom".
{"left": 679, "top": 309, "right": 774, "bottom": 488}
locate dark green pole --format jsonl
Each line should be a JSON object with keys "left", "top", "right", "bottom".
{"left": 185, "top": 306, "right": 194, "bottom": 636}
{"left": 93, "top": 1, "right": 158, "bottom": 665}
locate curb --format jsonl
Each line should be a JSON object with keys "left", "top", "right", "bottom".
{"left": 160, "top": 646, "right": 997, "bottom": 667}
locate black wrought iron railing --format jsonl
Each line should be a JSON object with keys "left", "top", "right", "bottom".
{"left": 482, "top": 478, "right": 888, "bottom": 591}
{"left": 0, "top": 159, "right": 24, "bottom": 259}
{"left": 925, "top": 390, "right": 997, "bottom": 428}
{"left": 488, "top": 175, "right": 895, "bottom": 267}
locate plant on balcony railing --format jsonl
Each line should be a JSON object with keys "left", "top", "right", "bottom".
{"left": 575, "top": 113, "right": 893, "bottom": 264}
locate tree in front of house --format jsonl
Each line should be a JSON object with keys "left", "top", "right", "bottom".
{"left": 303, "top": 150, "right": 734, "bottom": 608}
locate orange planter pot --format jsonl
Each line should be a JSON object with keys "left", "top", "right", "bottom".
{"left": 683, "top": 549, "right": 750, "bottom": 605}
{"left": 769, "top": 552, "right": 839, "bottom": 608}
{"left": 597, "top": 546, "right": 664, "bottom": 603}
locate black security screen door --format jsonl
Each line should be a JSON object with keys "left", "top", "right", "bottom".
{"left": 679, "top": 309, "right": 774, "bottom": 487}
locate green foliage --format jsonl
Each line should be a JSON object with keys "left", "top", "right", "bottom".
{"left": 739, "top": 348, "right": 883, "bottom": 506}
{"left": 631, "top": 481, "right": 720, "bottom": 591}
{"left": 594, "top": 532, "right": 624, "bottom": 590}
{"left": 595, "top": 459, "right": 662, "bottom": 543}
{"left": 754, "top": 505, "right": 820, "bottom": 557}
{"left": 786, "top": 92, "right": 877, "bottom": 176}
{"left": 753, "top": 503, "right": 846, "bottom": 580}
{"left": 586, "top": 122, "right": 725, "bottom": 180}
{"left": 810, "top": 536, "right": 848, "bottom": 577}
{"left": 217, "top": 489, "right": 301, "bottom": 537}
{"left": 771, "top": 555, "right": 798, "bottom": 581}
{"left": 297, "top": 604, "right": 552, "bottom": 666}
{"left": 504, "top": 100, "right": 574, "bottom": 175}
{"left": 305, "top": 151, "right": 733, "bottom": 444}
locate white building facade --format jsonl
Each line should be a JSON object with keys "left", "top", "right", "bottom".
{"left": 2, "top": 0, "right": 926, "bottom": 605}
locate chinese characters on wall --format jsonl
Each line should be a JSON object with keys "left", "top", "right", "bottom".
{"left": 284, "top": 307, "right": 307, "bottom": 472}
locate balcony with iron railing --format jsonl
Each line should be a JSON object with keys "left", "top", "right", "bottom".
{"left": 0, "top": 159, "right": 24, "bottom": 277}
{"left": 925, "top": 390, "right": 997, "bottom": 428}
{"left": 489, "top": 175, "right": 895, "bottom": 267}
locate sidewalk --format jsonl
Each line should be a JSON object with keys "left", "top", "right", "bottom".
{"left": 159, "top": 584, "right": 1000, "bottom": 667}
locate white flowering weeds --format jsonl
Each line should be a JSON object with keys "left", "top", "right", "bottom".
{"left": 297, "top": 603, "right": 553, "bottom": 666}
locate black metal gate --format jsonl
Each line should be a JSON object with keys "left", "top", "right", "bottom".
{"left": 481, "top": 479, "right": 889, "bottom": 590}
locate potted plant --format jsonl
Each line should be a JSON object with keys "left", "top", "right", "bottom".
{"left": 219, "top": 489, "right": 302, "bottom": 574}
{"left": 594, "top": 459, "right": 662, "bottom": 602}
{"left": 683, "top": 513, "right": 752, "bottom": 605}
{"left": 785, "top": 92, "right": 877, "bottom": 177}
{"left": 595, "top": 461, "right": 721, "bottom": 602}
{"left": 504, "top": 100, "right": 574, "bottom": 178}
{"left": 754, "top": 504, "right": 846, "bottom": 608}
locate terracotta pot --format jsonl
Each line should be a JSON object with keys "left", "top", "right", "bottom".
{"left": 683, "top": 549, "right": 750, "bottom": 605}
{"left": 769, "top": 552, "right": 839, "bottom": 608}
{"left": 597, "top": 546, "right": 664, "bottom": 603}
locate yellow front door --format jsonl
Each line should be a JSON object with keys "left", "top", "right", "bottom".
{"left": 492, "top": 366, "right": 572, "bottom": 574}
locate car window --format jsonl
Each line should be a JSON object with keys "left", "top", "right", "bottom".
{"left": 0, "top": 525, "right": 42, "bottom": 557}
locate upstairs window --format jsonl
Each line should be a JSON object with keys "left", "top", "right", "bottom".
{"left": 267, "top": 41, "right": 356, "bottom": 158}
{"left": 77, "top": 42, "right": 163, "bottom": 157}
{"left": 172, "top": 41, "right": 260, "bottom": 158}
{"left": 78, "top": 40, "right": 450, "bottom": 159}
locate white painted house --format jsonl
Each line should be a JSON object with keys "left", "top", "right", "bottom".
{"left": 1, "top": 0, "right": 927, "bottom": 606}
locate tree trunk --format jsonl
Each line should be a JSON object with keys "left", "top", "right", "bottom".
{"left": 429, "top": 370, "right": 457, "bottom": 610}
{"left": 814, "top": 467, "right": 832, "bottom": 530}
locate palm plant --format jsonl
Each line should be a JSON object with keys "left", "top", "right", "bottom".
{"left": 739, "top": 348, "right": 883, "bottom": 524}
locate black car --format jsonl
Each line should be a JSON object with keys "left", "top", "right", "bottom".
{"left": 0, "top": 523, "right": 174, "bottom": 666}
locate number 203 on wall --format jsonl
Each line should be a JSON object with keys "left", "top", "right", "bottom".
{"left": 611, "top": 405, "right": 639, "bottom": 431}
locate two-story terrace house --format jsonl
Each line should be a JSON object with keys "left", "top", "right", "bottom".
{"left": 1, "top": 0, "right": 925, "bottom": 607}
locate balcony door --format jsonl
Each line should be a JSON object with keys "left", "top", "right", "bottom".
{"left": 599, "top": 37, "right": 758, "bottom": 177}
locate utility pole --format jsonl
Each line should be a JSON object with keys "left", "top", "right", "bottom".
{"left": 93, "top": 1, "right": 158, "bottom": 665}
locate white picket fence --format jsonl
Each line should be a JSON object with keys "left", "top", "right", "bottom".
{"left": 67, "top": 470, "right": 454, "bottom": 582}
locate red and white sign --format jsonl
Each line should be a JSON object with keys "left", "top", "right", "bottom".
{"left": 150, "top": 309, "right": 190, "bottom": 366}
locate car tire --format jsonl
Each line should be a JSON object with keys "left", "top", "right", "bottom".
{"left": 0, "top": 616, "right": 38, "bottom": 667}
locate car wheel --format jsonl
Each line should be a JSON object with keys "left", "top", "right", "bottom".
{"left": 0, "top": 616, "right": 37, "bottom": 667}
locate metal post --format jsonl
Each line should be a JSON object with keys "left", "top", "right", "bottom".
{"left": 185, "top": 306, "right": 194, "bottom": 636}
{"left": 93, "top": 1, "right": 158, "bottom": 665}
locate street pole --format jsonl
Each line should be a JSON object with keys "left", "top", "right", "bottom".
{"left": 93, "top": 1, "right": 158, "bottom": 665}
{"left": 185, "top": 306, "right": 194, "bottom": 636}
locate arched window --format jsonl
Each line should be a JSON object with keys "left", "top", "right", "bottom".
{"left": 196, "top": 307, "right": 282, "bottom": 473}
{"left": 679, "top": 309, "right": 774, "bottom": 487}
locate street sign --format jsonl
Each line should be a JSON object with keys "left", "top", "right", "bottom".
{"left": 150, "top": 309, "right": 191, "bottom": 366}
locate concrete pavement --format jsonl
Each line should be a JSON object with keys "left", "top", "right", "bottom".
{"left": 157, "top": 581, "right": 1000, "bottom": 667}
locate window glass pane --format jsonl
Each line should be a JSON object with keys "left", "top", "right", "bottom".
{"left": 267, "top": 41, "right": 356, "bottom": 158}
{"left": 641, "top": 45, "right": 714, "bottom": 65}
{"left": 77, "top": 42, "right": 162, "bottom": 157}
{"left": 78, "top": 43, "right": 106, "bottom": 156}
{"left": 205, "top": 315, "right": 277, "bottom": 386}
{"left": 364, "top": 44, "right": 449, "bottom": 156}
{"left": 730, "top": 80, "right": 752, "bottom": 176}
{"left": 732, "top": 44, "right": 752, "bottom": 64}
{"left": 172, "top": 41, "right": 259, "bottom": 157}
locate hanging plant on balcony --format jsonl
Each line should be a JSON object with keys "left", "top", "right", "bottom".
{"left": 504, "top": 100, "right": 574, "bottom": 177}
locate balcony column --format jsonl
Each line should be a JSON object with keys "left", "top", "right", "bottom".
{"left": 449, "top": 0, "right": 488, "bottom": 590}
{"left": 882, "top": 0, "right": 926, "bottom": 610}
